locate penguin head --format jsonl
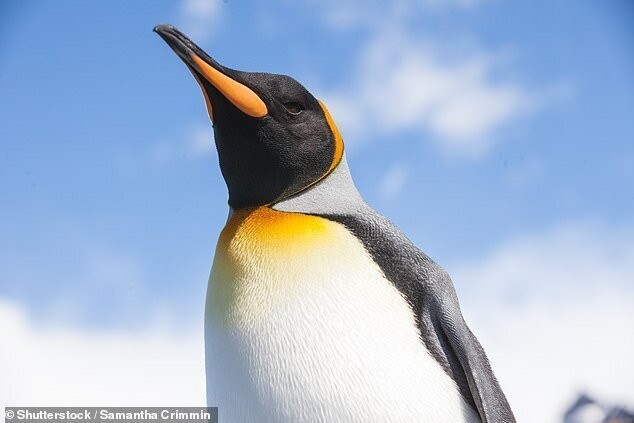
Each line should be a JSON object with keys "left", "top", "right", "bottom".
{"left": 155, "top": 25, "right": 344, "bottom": 209}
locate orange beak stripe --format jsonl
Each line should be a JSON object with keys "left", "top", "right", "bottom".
{"left": 190, "top": 53, "right": 268, "bottom": 119}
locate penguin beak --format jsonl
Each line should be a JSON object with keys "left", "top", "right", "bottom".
{"left": 154, "top": 24, "right": 268, "bottom": 122}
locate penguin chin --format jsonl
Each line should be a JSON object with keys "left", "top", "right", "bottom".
{"left": 213, "top": 120, "right": 337, "bottom": 209}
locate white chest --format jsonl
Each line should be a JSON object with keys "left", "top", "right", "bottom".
{"left": 204, "top": 208, "right": 479, "bottom": 423}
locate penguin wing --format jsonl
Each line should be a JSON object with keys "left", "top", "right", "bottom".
{"left": 324, "top": 212, "right": 516, "bottom": 423}
{"left": 434, "top": 277, "right": 516, "bottom": 423}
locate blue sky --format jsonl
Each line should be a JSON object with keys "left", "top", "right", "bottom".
{"left": 1, "top": 1, "right": 633, "bottom": 421}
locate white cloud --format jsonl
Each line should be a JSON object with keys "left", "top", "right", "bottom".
{"left": 325, "top": 32, "right": 533, "bottom": 157}
{"left": 0, "top": 299, "right": 205, "bottom": 405}
{"left": 308, "top": 0, "right": 555, "bottom": 157}
{"left": 179, "top": 0, "right": 222, "bottom": 42}
{"left": 378, "top": 163, "right": 410, "bottom": 201}
{"left": 449, "top": 222, "right": 634, "bottom": 423}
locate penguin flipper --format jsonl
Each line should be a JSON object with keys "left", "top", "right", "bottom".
{"left": 323, "top": 212, "right": 515, "bottom": 423}
{"left": 434, "top": 281, "right": 516, "bottom": 423}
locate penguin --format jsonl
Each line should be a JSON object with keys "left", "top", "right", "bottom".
{"left": 155, "top": 24, "right": 516, "bottom": 423}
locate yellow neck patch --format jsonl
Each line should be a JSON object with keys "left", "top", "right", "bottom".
{"left": 209, "top": 207, "right": 336, "bottom": 323}
{"left": 218, "top": 207, "right": 330, "bottom": 254}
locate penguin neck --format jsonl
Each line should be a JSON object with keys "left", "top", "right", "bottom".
{"left": 271, "top": 154, "right": 369, "bottom": 216}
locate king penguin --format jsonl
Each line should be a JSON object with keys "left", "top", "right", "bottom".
{"left": 155, "top": 24, "right": 515, "bottom": 423}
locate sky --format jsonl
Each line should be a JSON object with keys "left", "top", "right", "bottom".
{"left": 0, "top": 0, "right": 633, "bottom": 421}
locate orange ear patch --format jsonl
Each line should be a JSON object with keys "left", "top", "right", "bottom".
{"left": 318, "top": 100, "right": 344, "bottom": 172}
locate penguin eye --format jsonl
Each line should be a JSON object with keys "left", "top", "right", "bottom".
{"left": 283, "top": 102, "right": 303, "bottom": 115}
